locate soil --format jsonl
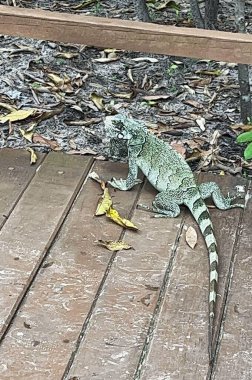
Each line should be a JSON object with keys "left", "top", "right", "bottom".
{"left": 0, "top": 0, "right": 251, "bottom": 176}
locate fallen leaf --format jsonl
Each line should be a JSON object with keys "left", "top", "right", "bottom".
{"left": 196, "top": 69, "right": 222, "bottom": 76}
{"left": 0, "top": 102, "right": 17, "bottom": 112}
{"left": 0, "top": 109, "right": 36, "bottom": 124}
{"left": 66, "top": 148, "right": 97, "bottom": 155}
{"left": 19, "top": 128, "right": 34, "bottom": 143}
{"left": 231, "top": 123, "right": 252, "bottom": 131}
{"left": 142, "top": 95, "right": 170, "bottom": 101}
{"left": 89, "top": 171, "right": 103, "bottom": 184}
{"left": 131, "top": 57, "right": 158, "bottom": 63}
{"left": 93, "top": 57, "right": 119, "bottom": 63}
{"left": 97, "top": 240, "right": 132, "bottom": 252}
{"left": 110, "top": 91, "right": 134, "bottom": 99}
{"left": 33, "top": 133, "right": 59, "bottom": 150}
{"left": 170, "top": 141, "right": 186, "bottom": 157}
{"left": 186, "top": 226, "right": 198, "bottom": 249}
{"left": 55, "top": 52, "right": 79, "bottom": 59}
{"left": 26, "top": 147, "right": 37, "bottom": 164}
{"left": 47, "top": 73, "right": 64, "bottom": 86}
{"left": 196, "top": 117, "right": 206, "bottom": 131}
{"left": 95, "top": 187, "right": 113, "bottom": 216}
{"left": 90, "top": 93, "right": 104, "bottom": 111}
{"left": 106, "top": 207, "right": 138, "bottom": 230}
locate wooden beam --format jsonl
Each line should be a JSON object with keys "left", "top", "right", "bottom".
{"left": 0, "top": 5, "right": 252, "bottom": 64}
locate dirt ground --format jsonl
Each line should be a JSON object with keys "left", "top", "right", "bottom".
{"left": 0, "top": 0, "right": 251, "bottom": 176}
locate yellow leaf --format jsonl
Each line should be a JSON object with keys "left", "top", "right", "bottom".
{"left": 0, "top": 102, "right": 17, "bottom": 112}
{"left": 95, "top": 188, "right": 113, "bottom": 216}
{"left": 97, "top": 240, "right": 132, "bottom": 251}
{"left": 47, "top": 73, "right": 64, "bottom": 86}
{"left": 110, "top": 91, "right": 134, "bottom": 99}
{"left": 106, "top": 207, "right": 138, "bottom": 230}
{"left": 0, "top": 109, "right": 36, "bottom": 124}
{"left": 26, "top": 148, "right": 37, "bottom": 164}
{"left": 55, "top": 52, "right": 79, "bottom": 59}
{"left": 185, "top": 226, "right": 198, "bottom": 249}
{"left": 90, "top": 93, "right": 104, "bottom": 110}
{"left": 19, "top": 128, "right": 34, "bottom": 143}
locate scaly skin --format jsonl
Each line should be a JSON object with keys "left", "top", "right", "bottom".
{"left": 105, "top": 114, "right": 244, "bottom": 361}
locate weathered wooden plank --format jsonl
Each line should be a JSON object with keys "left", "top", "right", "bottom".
{"left": 65, "top": 181, "right": 185, "bottom": 380}
{"left": 213, "top": 182, "right": 252, "bottom": 380}
{"left": 0, "top": 5, "right": 252, "bottom": 64}
{"left": 0, "top": 148, "right": 44, "bottom": 229}
{"left": 0, "top": 152, "right": 93, "bottom": 343}
{"left": 0, "top": 162, "right": 141, "bottom": 380}
{"left": 134, "top": 175, "right": 247, "bottom": 380}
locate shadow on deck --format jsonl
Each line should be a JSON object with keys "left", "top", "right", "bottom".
{"left": 0, "top": 149, "right": 251, "bottom": 380}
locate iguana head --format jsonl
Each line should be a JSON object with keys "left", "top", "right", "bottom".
{"left": 105, "top": 114, "right": 148, "bottom": 142}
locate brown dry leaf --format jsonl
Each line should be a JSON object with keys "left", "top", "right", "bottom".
{"left": 195, "top": 69, "right": 222, "bottom": 76}
{"left": 95, "top": 187, "right": 113, "bottom": 216}
{"left": 106, "top": 207, "right": 138, "bottom": 231}
{"left": 230, "top": 123, "right": 252, "bottom": 132}
{"left": 170, "top": 141, "right": 186, "bottom": 157}
{"left": 33, "top": 133, "right": 59, "bottom": 150}
{"left": 97, "top": 240, "right": 132, "bottom": 252}
{"left": 184, "top": 99, "right": 203, "bottom": 109}
{"left": 0, "top": 109, "right": 37, "bottom": 124}
{"left": 189, "top": 78, "right": 212, "bottom": 88}
{"left": 26, "top": 147, "right": 37, "bottom": 165}
{"left": 19, "top": 128, "right": 34, "bottom": 143}
{"left": 90, "top": 93, "right": 104, "bottom": 111}
{"left": 186, "top": 226, "right": 198, "bottom": 249}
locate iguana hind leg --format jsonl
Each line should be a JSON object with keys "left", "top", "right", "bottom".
{"left": 199, "top": 182, "right": 244, "bottom": 210}
{"left": 138, "top": 190, "right": 183, "bottom": 218}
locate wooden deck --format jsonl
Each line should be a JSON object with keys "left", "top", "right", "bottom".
{"left": 0, "top": 148, "right": 251, "bottom": 380}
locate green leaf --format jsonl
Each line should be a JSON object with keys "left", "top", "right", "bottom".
{"left": 244, "top": 142, "right": 252, "bottom": 160}
{"left": 237, "top": 130, "right": 252, "bottom": 143}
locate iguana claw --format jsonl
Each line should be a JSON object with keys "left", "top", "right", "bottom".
{"left": 108, "top": 178, "right": 142, "bottom": 191}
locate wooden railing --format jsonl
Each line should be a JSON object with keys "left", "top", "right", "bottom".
{"left": 0, "top": 5, "right": 252, "bottom": 64}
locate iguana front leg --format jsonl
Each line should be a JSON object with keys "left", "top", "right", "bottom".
{"left": 138, "top": 190, "right": 183, "bottom": 218}
{"left": 199, "top": 182, "right": 244, "bottom": 209}
{"left": 108, "top": 158, "right": 142, "bottom": 190}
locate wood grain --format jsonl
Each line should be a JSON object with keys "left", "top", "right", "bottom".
{"left": 0, "top": 149, "right": 44, "bottom": 229}
{"left": 0, "top": 152, "right": 92, "bottom": 343}
{"left": 0, "top": 161, "right": 141, "bottom": 380}
{"left": 0, "top": 5, "right": 252, "bottom": 64}
{"left": 213, "top": 181, "right": 252, "bottom": 380}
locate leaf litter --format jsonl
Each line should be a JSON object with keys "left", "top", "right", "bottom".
{"left": 0, "top": 0, "right": 249, "bottom": 174}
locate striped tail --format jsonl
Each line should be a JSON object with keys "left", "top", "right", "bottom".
{"left": 186, "top": 190, "right": 218, "bottom": 361}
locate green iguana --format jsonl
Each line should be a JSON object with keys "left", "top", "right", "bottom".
{"left": 105, "top": 114, "right": 244, "bottom": 360}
